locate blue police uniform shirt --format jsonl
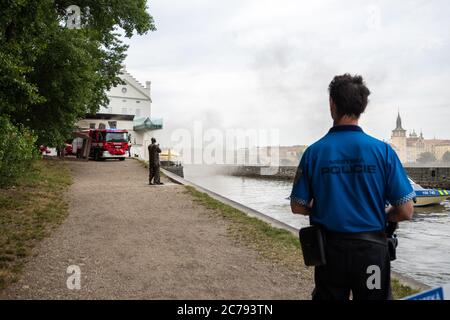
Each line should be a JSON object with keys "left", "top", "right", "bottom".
{"left": 290, "top": 125, "right": 415, "bottom": 233}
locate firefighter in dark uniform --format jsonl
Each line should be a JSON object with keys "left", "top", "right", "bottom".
{"left": 290, "top": 74, "right": 415, "bottom": 300}
{"left": 148, "top": 137, "right": 163, "bottom": 185}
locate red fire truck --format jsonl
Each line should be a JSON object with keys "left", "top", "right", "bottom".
{"left": 89, "top": 129, "right": 129, "bottom": 161}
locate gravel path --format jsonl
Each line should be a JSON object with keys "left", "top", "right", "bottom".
{"left": 1, "top": 159, "right": 313, "bottom": 299}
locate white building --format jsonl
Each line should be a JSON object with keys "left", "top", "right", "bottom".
{"left": 76, "top": 66, "right": 163, "bottom": 160}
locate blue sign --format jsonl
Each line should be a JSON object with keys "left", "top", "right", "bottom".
{"left": 404, "top": 284, "right": 450, "bottom": 300}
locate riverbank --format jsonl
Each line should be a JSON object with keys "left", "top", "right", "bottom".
{"left": 0, "top": 158, "right": 419, "bottom": 299}
{"left": 0, "top": 159, "right": 314, "bottom": 299}
{"left": 186, "top": 187, "right": 420, "bottom": 299}
{"left": 0, "top": 159, "right": 72, "bottom": 289}
{"left": 164, "top": 169, "right": 421, "bottom": 299}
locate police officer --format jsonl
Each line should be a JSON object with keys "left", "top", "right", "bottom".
{"left": 148, "top": 137, "right": 163, "bottom": 185}
{"left": 290, "top": 74, "right": 415, "bottom": 300}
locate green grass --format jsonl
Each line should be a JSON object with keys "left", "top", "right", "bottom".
{"left": 391, "top": 278, "right": 420, "bottom": 299}
{"left": 184, "top": 185, "right": 419, "bottom": 299}
{"left": 184, "top": 186, "right": 310, "bottom": 274}
{"left": 0, "top": 158, "right": 72, "bottom": 290}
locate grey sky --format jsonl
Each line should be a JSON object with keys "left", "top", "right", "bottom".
{"left": 123, "top": 0, "right": 450, "bottom": 146}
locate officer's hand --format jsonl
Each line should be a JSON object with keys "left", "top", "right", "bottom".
{"left": 387, "top": 201, "right": 414, "bottom": 222}
{"left": 291, "top": 200, "right": 311, "bottom": 216}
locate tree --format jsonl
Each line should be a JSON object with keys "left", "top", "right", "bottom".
{"left": 417, "top": 152, "right": 437, "bottom": 164}
{"left": 0, "top": 1, "right": 155, "bottom": 186}
{"left": 0, "top": 1, "right": 50, "bottom": 116}
{"left": 442, "top": 151, "right": 450, "bottom": 163}
{"left": 1, "top": 0, "right": 156, "bottom": 146}
{"left": 22, "top": 27, "right": 127, "bottom": 146}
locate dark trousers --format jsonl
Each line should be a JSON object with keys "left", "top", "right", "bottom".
{"left": 312, "top": 236, "right": 391, "bottom": 300}
{"left": 149, "top": 165, "right": 160, "bottom": 184}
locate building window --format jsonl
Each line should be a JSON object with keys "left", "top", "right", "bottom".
{"left": 108, "top": 121, "right": 117, "bottom": 129}
{"left": 121, "top": 107, "right": 127, "bottom": 114}
{"left": 89, "top": 123, "right": 96, "bottom": 129}
{"left": 122, "top": 87, "right": 127, "bottom": 93}
{"left": 136, "top": 100, "right": 140, "bottom": 104}
{"left": 122, "top": 99, "right": 127, "bottom": 103}
{"left": 136, "top": 109, "right": 141, "bottom": 116}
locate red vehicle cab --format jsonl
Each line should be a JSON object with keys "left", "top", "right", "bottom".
{"left": 89, "top": 129, "right": 129, "bottom": 161}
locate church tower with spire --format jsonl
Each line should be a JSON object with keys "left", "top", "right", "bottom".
{"left": 389, "top": 112, "right": 450, "bottom": 163}
{"left": 392, "top": 112, "right": 406, "bottom": 137}
{"left": 390, "top": 112, "right": 407, "bottom": 162}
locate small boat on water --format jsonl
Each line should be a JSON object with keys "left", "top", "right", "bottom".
{"left": 409, "top": 177, "right": 450, "bottom": 207}
{"left": 160, "top": 149, "right": 184, "bottom": 178}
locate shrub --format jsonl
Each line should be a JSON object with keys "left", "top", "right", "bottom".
{"left": 0, "top": 116, "right": 38, "bottom": 187}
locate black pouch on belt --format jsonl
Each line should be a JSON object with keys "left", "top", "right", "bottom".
{"left": 299, "top": 225, "right": 327, "bottom": 266}
{"left": 387, "top": 236, "right": 398, "bottom": 261}
{"left": 386, "top": 221, "right": 398, "bottom": 261}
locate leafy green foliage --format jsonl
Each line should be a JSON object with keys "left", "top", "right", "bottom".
{"left": 0, "top": 116, "right": 39, "bottom": 187}
{"left": 0, "top": 1, "right": 51, "bottom": 115}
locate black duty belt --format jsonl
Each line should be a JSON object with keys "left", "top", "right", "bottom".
{"left": 324, "top": 230, "right": 387, "bottom": 246}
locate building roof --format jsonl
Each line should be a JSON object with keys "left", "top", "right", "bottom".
{"left": 422, "top": 139, "right": 450, "bottom": 146}
{"left": 120, "top": 68, "right": 152, "bottom": 101}
{"left": 406, "top": 137, "right": 450, "bottom": 147}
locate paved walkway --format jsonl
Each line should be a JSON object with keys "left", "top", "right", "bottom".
{"left": 1, "top": 159, "right": 313, "bottom": 299}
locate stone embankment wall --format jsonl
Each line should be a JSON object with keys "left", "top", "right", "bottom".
{"left": 232, "top": 166, "right": 450, "bottom": 189}
{"left": 405, "top": 167, "right": 450, "bottom": 189}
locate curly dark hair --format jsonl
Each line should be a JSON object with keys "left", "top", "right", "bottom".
{"left": 328, "top": 74, "right": 371, "bottom": 119}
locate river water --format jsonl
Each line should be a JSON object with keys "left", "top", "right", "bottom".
{"left": 184, "top": 166, "right": 450, "bottom": 288}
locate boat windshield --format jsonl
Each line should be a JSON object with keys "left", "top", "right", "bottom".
{"left": 408, "top": 177, "right": 425, "bottom": 190}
